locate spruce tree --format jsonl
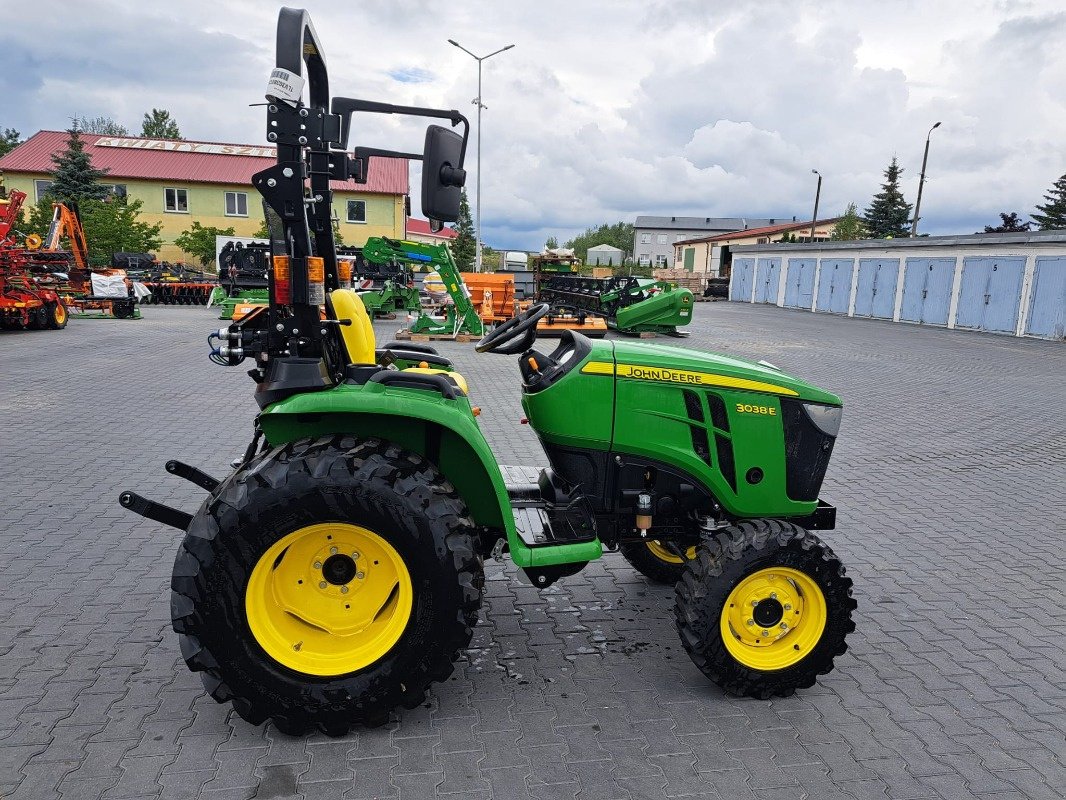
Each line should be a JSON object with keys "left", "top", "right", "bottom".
{"left": 450, "top": 190, "right": 476, "bottom": 270}
{"left": 863, "top": 157, "right": 912, "bottom": 238}
{"left": 1031, "top": 173, "right": 1066, "bottom": 230}
{"left": 49, "top": 127, "right": 110, "bottom": 204}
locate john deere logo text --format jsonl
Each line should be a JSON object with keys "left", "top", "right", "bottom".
{"left": 620, "top": 365, "right": 702, "bottom": 384}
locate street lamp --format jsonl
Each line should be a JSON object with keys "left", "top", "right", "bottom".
{"left": 809, "top": 169, "right": 822, "bottom": 243}
{"left": 911, "top": 121, "right": 942, "bottom": 237}
{"left": 448, "top": 38, "right": 515, "bottom": 272}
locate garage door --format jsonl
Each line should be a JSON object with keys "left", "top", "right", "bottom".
{"left": 955, "top": 257, "right": 1026, "bottom": 333}
{"left": 730, "top": 257, "right": 756, "bottom": 301}
{"left": 783, "top": 259, "right": 816, "bottom": 309}
{"left": 815, "top": 259, "right": 854, "bottom": 314}
{"left": 854, "top": 259, "right": 900, "bottom": 319}
{"left": 1024, "top": 256, "right": 1066, "bottom": 339}
{"left": 754, "top": 257, "right": 782, "bottom": 304}
{"left": 900, "top": 258, "right": 956, "bottom": 325}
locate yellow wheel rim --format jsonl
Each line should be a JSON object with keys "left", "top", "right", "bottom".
{"left": 54, "top": 304, "right": 67, "bottom": 324}
{"left": 245, "top": 523, "right": 413, "bottom": 676}
{"left": 720, "top": 566, "right": 827, "bottom": 671}
{"left": 646, "top": 540, "right": 697, "bottom": 564}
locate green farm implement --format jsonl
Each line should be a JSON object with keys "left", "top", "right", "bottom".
{"left": 538, "top": 273, "right": 695, "bottom": 335}
{"left": 121, "top": 7, "right": 855, "bottom": 736}
{"left": 339, "top": 240, "right": 421, "bottom": 318}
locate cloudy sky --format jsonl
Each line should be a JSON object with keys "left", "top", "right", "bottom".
{"left": 3, "top": 0, "right": 1065, "bottom": 248}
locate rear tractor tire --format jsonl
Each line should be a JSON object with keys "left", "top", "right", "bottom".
{"left": 619, "top": 539, "right": 698, "bottom": 584}
{"left": 675, "top": 519, "right": 855, "bottom": 699}
{"left": 171, "top": 436, "right": 483, "bottom": 736}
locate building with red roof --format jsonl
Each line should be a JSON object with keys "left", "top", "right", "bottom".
{"left": 0, "top": 130, "right": 410, "bottom": 262}
{"left": 404, "top": 217, "right": 458, "bottom": 245}
{"left": 672, "top": 218, "right": 841, "bottom": 279}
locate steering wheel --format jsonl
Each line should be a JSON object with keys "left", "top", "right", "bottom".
{"left": 476, "top": 303, "right": 550, "bottom": 354}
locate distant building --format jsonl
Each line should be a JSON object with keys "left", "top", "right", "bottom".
{"left": 0, "top": 131, "right": 408, "bottom": 262}
{"left": 673, "top": 218, "right": 840, "bottom": 278}
{"left": 405, "top": 217, "right": 458, "bottom": 245}
{"left": 633, "top": 215, "right": 785, "bottom": 269}
{"left": 586, "top": 244, "right": 624, "bottom": 266}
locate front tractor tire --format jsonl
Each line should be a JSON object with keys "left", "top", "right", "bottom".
{"left": 171, "top": 436, "right": 483, "bottom": 736}
{"left": 675, "top": 519, "right": 855, "bottom": 699}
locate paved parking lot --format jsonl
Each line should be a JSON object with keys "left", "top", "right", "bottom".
{"left": 1, "top": 303, "right": 1064, "bottom": 800}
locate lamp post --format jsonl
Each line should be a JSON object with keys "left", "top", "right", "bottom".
{"left": 809, "top": 170, "right": 822, "bottom": 243}
{"left": 911, "top": 121, "right": 942, "bottom": 237}
{"left": 447, "top": 38, "right": 515, "bottom": 272}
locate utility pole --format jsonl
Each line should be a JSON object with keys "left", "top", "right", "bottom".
{"left": 447, "top": 39, "right": 515, "bottom": 271}
{"left": 911, "top": 121, "right": 942, "bottom": 237}
{"left": 809, "top": 169, "right": 822, "bottom": 243}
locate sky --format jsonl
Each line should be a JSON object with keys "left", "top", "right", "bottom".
{"left": 2, "top": 0, "right": 1065, "bottom": 249}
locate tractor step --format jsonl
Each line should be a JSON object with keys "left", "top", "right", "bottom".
{"left": 502, "top": 465, "right": 598, "bottom": 548}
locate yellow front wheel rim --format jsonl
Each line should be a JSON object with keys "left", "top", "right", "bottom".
{"left": 720, "top": 566, "right": 827, "bottom": 671}
{"left": 245, "top": 523, "right": 413, "bottom": 676}
{"left": 54, "top": 304, "right": 66, "bottom": 324}
{"left": 646, "top": 540, "right": 697, "bottom": 564}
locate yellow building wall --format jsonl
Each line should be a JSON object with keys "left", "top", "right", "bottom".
{"left": 4, "top": 172, "right": 404, "bottom": 264}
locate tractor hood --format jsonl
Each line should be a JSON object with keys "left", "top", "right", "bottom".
{"left": 606, "top": 340, "right": 841, "bottom": 407}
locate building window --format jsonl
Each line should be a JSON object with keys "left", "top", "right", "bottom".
{"left": 676, "top": 249, "right": 683, "bottom": 264}
{"left": 638, "top": 254, "right": 651, "bottom": 267}
{"left": 675, "top": 234, "right": 685, "bottom": 241}
{"left": 346, "top": 200, "right": 366, "bottom": 223}
{"left": 657, "top": 234, "right": 667, "bottom": 244}
{"left": 164, "top": 187, "right": 189, "bottom": 213}
{"left": 655, "top": 254, "right": 668, "bottom": 267}
{"left": 99, "top": 184, "right": 128, "bottom": 199}
{"left": 639, "top": 233, "right": 651, "bottom": 244}
{"left": 33, "top": 180, "right": 53, "bottom": 202}
{"left": 225, "top": 191, "right": 248, "bottom": 217}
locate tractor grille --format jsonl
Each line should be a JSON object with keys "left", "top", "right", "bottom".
{"left": 780, "top": 399, "right": 836, "bottom": 501}
{"left": 683, "top": 390, "right": 712, "bottom": 466}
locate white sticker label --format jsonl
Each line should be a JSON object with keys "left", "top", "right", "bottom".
{"left": 267, "top": 68, "right": 305, "bottom": 106}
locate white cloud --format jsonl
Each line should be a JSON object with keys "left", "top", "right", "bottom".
{"left": 3, "top": 0, "right": 1064, "bottom": 247}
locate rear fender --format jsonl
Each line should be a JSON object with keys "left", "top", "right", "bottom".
{"left": 257, "top": 382, "right": 539, "bottom": 567}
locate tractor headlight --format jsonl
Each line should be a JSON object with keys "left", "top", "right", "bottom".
{"left": 801, "top": 403, "right": 842, "bottom": 437}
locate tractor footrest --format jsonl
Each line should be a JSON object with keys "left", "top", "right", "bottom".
{"left": 513, "top": 507, "right": 598, "bottom": 548}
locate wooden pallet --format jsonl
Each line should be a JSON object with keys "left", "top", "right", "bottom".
{"left": 392, "top": 329, "right": 477, "bottom": 343}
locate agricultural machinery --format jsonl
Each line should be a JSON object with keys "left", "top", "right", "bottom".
{"left": 121, "top": 7, "right": 855, "bottom": 736}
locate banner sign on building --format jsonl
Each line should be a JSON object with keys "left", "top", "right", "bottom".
{"left": 95, "top": 138, "right": 276, "bottom": 159}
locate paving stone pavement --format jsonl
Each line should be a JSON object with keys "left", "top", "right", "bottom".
{"left": 1, "top": 303, "right": 1064, "bottom": 800}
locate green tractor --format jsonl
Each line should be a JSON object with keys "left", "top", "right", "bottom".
{"left": 121, "top": 8, "right": 855, "bottom": 736}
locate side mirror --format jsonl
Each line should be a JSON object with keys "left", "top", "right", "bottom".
{"left": 421, "top": 125, "right": 466, "bottom": 229}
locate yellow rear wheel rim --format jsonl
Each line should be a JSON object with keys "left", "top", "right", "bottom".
{"left": 646, "top": 540, "right": 697, "bottom": 564}
{"left": 720, "top": 566, "right": 827, "bottom": 671}
{"left": 245, "top": 523, "right": 413, "bottom": 676}
{"left": 54, "top": 304, "right": 66, "bottom": 324}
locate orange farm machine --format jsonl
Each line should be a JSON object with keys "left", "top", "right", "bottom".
{"left": 0, "top": 190, "right": 68, "bottom": 330}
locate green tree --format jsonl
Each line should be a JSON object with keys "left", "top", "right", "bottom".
{"left": 981, "top": 212, "right": 1031, "bottom": 233}
{"left": 175, "top": 221, "right": 236, "bottom": 267}
{"left": 20, "top": 196, "right": 57, "bottom": 240}
{"left": 831, "top": 203, "right": 867, "bottom": 241}
{"left": 0, "top": 127, "right": 21, "bottom": 157}
{"left": 49, "top": 128, "right": 111, "bottom": 204}
{"left": 563, "top": 221, "right": 634, "bottom": 261}
{"left": 75, "top": 116, "right": 128, "bottom": 136}
{"left": 863, "top": 157, "right": 912, "bottom": 238}
{"left": 544, "top": 235, "right": 559, "bottom": 249}
{"left": 141, "top": 108, "right": 182, "bottom": 139}
{"left": 450, "top": 190, "right": 476, "bottom": 270}
{"left": 81, "top": 198, "right": 163, "bottom": 266}
{"left": 1031, "top": 173, "right": 1066, "bottom": 230}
